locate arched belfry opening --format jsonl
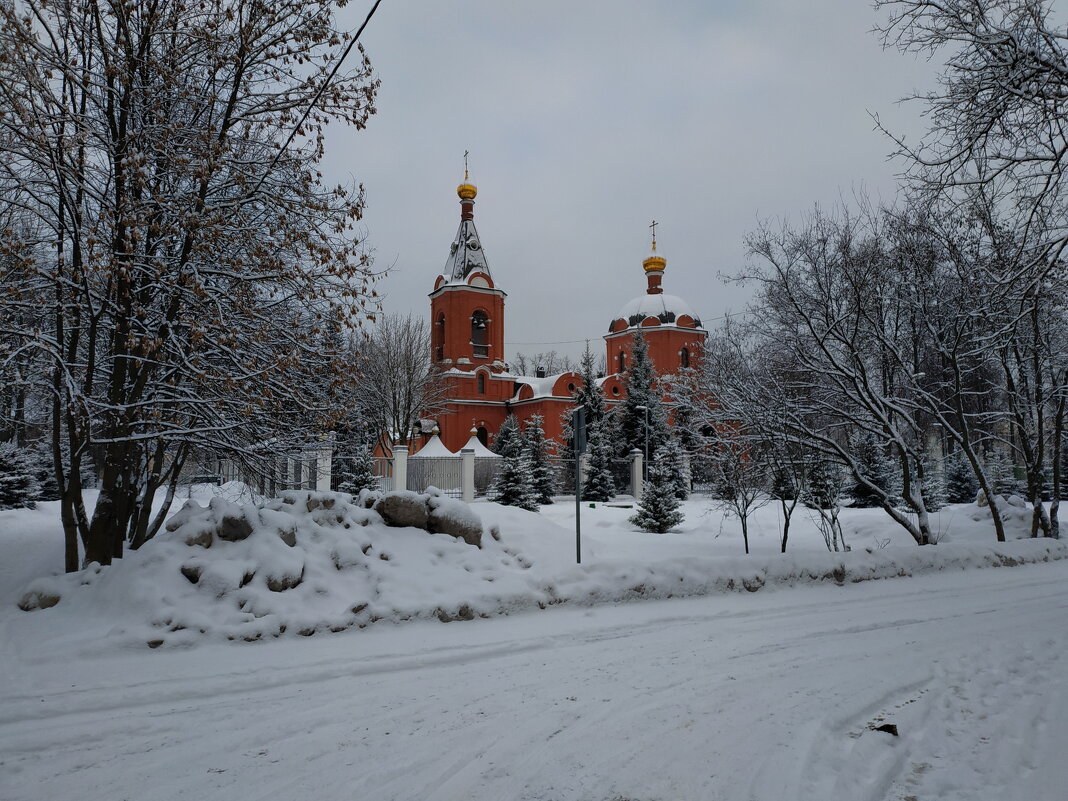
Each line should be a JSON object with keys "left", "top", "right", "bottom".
{"left": 471, "top": 310, "right": 489, "bottom": 358}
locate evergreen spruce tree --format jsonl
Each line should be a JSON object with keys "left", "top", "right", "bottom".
{"left": 493, "top": 414, "right": 524, "bottom": 458}
{"left": 920, "top": 459, "right": 948, "bottom": 512}
{"left": 524, "top": 414, "right": 556, "bottom": 505}
{"left": 663, "top": 369, "right": 707, "bottom": 454}
{"left": 557, "top": 409, "right": 577, "bottom": 493}
{"left": 944, "top": 450, "right": 979, "bottom": 503}
{"left": 489, "top": 448, "right": 538, "bottom": 511}
{"left": 573, "top": 343, "right": 607, "bottom": 425}
{"left": 847, "top": 431, "right": 897, "bottom": 507}
{"left": 617, "top": 332, "right": 668, "bottom": 458}
{"left": 803, "top": 457, "right": 848, "bottom": 552}
{"left": 987, "top": 451, "right": 1018, "bottom": 496}
{"left": 335, "top": 444, "right": 378, "bottom": 495}
{"left": 582, "top": 419, "right": 617, "bottom": 502}
{"left": 630, "top": 444, "right": 684, "bottom": 533}
{"left": 0, "top": 442, "right": 43, "bottom": 510}
{"left": 332, "top": 417, "right": 379, "bottom": 495}
{"left": 656, "top": 436, "right": 690, "bottom": 500}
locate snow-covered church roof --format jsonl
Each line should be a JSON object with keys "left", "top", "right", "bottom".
{"left": 613, "top": 293, "right": 703, "bottom": 329}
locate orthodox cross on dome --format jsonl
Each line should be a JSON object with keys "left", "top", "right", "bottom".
{"left": 649, "top": 219, "right": 658, "bottom": 251}
{"left": 464, "top": 149, "right": 470, "bottom": 181}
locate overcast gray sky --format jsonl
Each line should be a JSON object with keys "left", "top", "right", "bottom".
{"left": 323, "top": 1, "right": 936, "bottom": 365}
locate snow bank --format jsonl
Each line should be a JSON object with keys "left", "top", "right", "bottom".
{"left": 11, "top": 492, "right": 1067, "bottom": 649}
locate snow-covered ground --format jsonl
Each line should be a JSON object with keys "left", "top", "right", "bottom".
{"left": 1, "top": 487, "right": 1065, "bottom": 800}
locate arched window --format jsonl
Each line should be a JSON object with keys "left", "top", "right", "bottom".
{"left": 476, "top": 426, "right": 489, "bottom": 446}
{"left": 680, "top": 347, "right": 690, "bottom": 368}
{"left": 477, "top": 372, "right": 486, "bottom": 394}
{"left": 471, "top": 310, "right": 490, "bottom": 357}
{"left": 434, "top": 313, "right": 445, "bottom": 361}
{"left": 618, "top": 351, "right": 626, "bottom": 373}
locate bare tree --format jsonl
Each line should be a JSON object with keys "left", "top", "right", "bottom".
{"left": 510, "top": 350, "right": 577, "bottom": 377}
{"left": 708, "top": 434, "right": 771, "bottom": 555}
{"left": 876, "top": 0, "right": 1068, "bottom": 263}
{"left": 0, "top": 0, "right": 381, "bottom": 569}
{"left": 354, "top": 314, "right": 449, "bottom": 450}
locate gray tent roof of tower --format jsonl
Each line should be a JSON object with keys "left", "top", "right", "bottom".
{"left": 410, "top": 434, "right": 455, "bottom": 458}
{"left": 442, "top": 218, "right": 491, "bottom": 284}
{"left": 461, "top": 432, "right": 499, "bottom": 457}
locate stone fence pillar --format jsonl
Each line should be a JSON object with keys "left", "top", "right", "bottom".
{"left": 393, "top": 445, "right": 408, "bottom": 493}
{"left": 461, "top": 448, "right": 475, "bottom": 503}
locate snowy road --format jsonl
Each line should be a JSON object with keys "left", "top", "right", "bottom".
{"left": 2, "top": 561, "right": 1067, "bottom": 801}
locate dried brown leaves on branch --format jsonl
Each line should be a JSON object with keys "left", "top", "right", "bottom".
{"left": 0, "top": 0, "right": 381, "bottom": 568}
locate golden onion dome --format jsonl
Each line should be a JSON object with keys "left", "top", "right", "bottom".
{"left": 643, "top": 252, "right": 666, "bottom": 272}
{"left": 457, "top": 182, "right": 477, "bottom": 200}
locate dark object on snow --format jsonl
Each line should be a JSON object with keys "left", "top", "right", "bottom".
{"left": 873, "top": 723, "right": 898, "bottom": 736}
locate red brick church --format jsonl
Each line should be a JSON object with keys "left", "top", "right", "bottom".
{"left": 417, "top": 173, "right": 707, "bottom": 454}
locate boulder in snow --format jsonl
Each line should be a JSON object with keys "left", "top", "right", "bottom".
{"left": 374, "top": 491, "right": 429, "bottom": 529}
{"left": 217, "top": 512, "right": 253, "bottom": 542}
{"left": 17, "top": 588, "right": 61, "bottom": 611}
{"left": 427, "top": 494, "right": 483, "bottom": 547}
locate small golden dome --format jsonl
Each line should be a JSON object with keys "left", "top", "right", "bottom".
{"left": 457, "top": 182, "right": 477, "bottom": 200}
{"left": 643, "top": 253, "right": 666, "bottom": 272}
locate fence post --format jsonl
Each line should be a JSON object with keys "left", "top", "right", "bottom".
{"left": 461, "top": 448, "right": 475, "bottom": 503}
{"left": 579, "top": 453, "right": 589, "bottom": 491}
{"left": 629, "top": 448, "right": 643, "bottom": 499}
{"left": 393, "top": 445, "right": 408, "bottom": 492}
{"left": 316, "top": 436, "right": 333, "bottom": 491}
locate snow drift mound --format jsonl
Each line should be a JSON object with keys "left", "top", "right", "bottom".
{"left": 16, "top": 489, "right": 553, "bottom": 647}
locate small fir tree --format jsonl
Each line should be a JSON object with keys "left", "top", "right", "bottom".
{"left": 848, "top": 431, "right": 898, "bottom": 507}
{"left": 631, "top": 444, "right": 685, "bottom": 533}
{"left": 335, "top": 445, "right": 378, "bottom": 495}
{"left": 986, "top": 451, "right": 1018, "bottom": 496}
{"left": 524, "top": 414, "right": 556, "bottom": 505}
{"left": 489, "top": 448, "right": 538, "bottom": 511}
{"left": 656, "top": 436, "right": 690, "bottom": 500}
{"left": 0, "top": 442, "right": 43, "bottom": 510}
{"left": 617, "top": 332, "right": 669, "bottom": 458}
{"left": 944, "top": 450, "right": 979, "bottom": 503}
{"left": 573, "top": 343, "right": 607, "bottom": 425}
{"left": 582, "top": 419, "right": 617, "bottom": 502}
{"left": 803, "top": 457, "right": 848, "bottom": 552}
{"left": 920, "top": 459, "right": 948, "bottom": 512}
